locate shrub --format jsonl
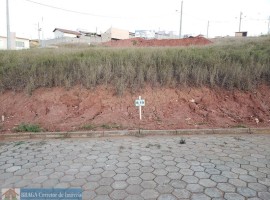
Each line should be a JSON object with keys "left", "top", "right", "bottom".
{"left": 14, "top": 123, "right": 42, "bottom": 132}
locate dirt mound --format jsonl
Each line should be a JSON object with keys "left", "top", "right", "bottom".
{"left": 0, "top": 85, "right": 270, "bottom": 133}
{"left": 102, "top": 36, "right": 212, "bottom": 47}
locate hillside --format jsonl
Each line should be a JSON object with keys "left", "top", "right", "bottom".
{"left": 0, "top": 36, "right": 269, "bottom": 133}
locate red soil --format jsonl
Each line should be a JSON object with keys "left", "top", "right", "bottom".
{"left": 102, "top": 36, "right": 212, "bottom": 47}
{"left": 0, "top": 85, "right": 270, "bottom": 133}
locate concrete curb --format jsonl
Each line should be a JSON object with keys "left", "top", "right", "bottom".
{"left": 0, "top": 128, "right": 269, "bottom": 140}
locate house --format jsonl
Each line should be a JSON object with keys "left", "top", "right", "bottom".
{"left": 0, "top": 33, "right": 30, "bottom": 50}
{"left": 53, "top": 28, "right": 81, "bottom": 38}
{"left": 102, "top": 27, "right": 129, "bottom": 42}
{"left": 235, "top": 31, "right": 248, "bottom": 37}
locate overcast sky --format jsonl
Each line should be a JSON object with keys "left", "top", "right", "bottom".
{"left": 0, "top": 0, "right": 269, "bottom": 39}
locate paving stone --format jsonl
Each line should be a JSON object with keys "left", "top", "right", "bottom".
{"left": 194, "top": 172, "right": 210, "bottom": 179}
{"left": 167, "top": 172, "right": 183, "bottom": 180}
{"left": 6, "top": 166, "right": 21, "bottom": 173}
{"left": 180, "top": 169, "right": 194, "bottom": 176}
{"left": 60, "top": 175, "right": 75, "bottom": 182}
{"left": 173, "top": 189, "right": 191, "bottom": 199}
{"left": 55, "top": 182, "right": 71, "bottom": 188}
{"left": 141, "top": 189, "right": 159, "bottom": 199}
{"left": 127, "top": 176, "right": 142, "bottom": 185}
{"left": 156, "top": 184, "right": 174, "bottom": 194}
{"left": 99, "top": 177, "right": 114, "bottom": 186}
{"left": 114, "top": 167, "right": 129, "bottom": 174}
{"left": 153, "top": 169, "right": 168, "bottom": 176}
{"left": 87, "top": 175, "right": 101, "bottom": 182}
{"left": 141, "top": 181, "right": 157, "bottom": 189}
{"left": 199, "top": 179, "right": 217, "bottom": 187}
{"left": 248, "top": 182, "right": 268, "bottom": 192}
{"left": 83, "top": 182, "right": 99, "bottom": 190}
{"left": 211, "top": 174, "right": 228, "bottom": 183}
{"left": 229, "top": 178, "right": 247, "bottom": 187}
{"left": 126, "top": 185, "right": 144, "bottom": 195}
{"left": 205, "top": 168, "right": 220, "bottom": 175}
{"left": 101, "top": 170, "right": 116, "bottom": 178}
{"left": 217, "top": 183, "right": 236, "bottom": 192}
{"left": 186, "top": 184, "right": 204, "bottom": 193}
{"left": 64, "top": 168, "right": 77, "bottom": 175}
{"left": 14, "top": 168, "right": 30, "bottom": 176}
{"left": 154, "top": 176, "right": 170, "bottom": 185}
{"left": 125, "top": 195, "right": 144, "bottom": 200}
{"left": 239, "top": 174, "right": 257, "bottom": 183}
{"left": 113, "top": 173, "right": 128, "bottom": 181}
{"left": 127, "top": 170, "right": 142, "bottom": 177}
{"left": 190, "top": 166, "right": 204, "bottom": 172}
{"left": 258, "top": 192, "right": 270, "bottom": 200}
{"left": 110, "top": 190, "right": 128, "bottom": 200}
{"left": 191, "top": 193, "right": 211, "bottom": 200}
{"left": 111, "top": 181, "right": 128, "bottom": 190}
{"left": 224, "top": 193, "right": 245, "bottom": 200}
{"left": 140, "top": 173, "right": 155, "bottom": 181}
{"left": 42, "top": 179, "right": 59, "bottom": 187}
{"left": 140, "top": 156, "right": 152, "bottom": 161}
{"left": 205, "top": 188, "right": 223, "bottom": 198}
{"left": 93, "top": 195, "right": 111, "bottom": 200}
{"left": 96, "top": 186, "right": 113, "bottom": 195}
{"left": 32, "top": 176, "right": 48, "bottom": 184}
{"left": 158, "top": 194, "right": 177, "bottom": 200}
{"left": 258, "top": 178, "right": 270, "bottom": 187}
{"left": 231, "top": 168, "right": 248, "bottom": 175}
{"left": 182, "top": 175, "right": 199, "bottom": 184}
{"left": 222, "top": 171, "right": 238, "bottom": 179}
{"left": 237, "top": 187, "right": 256, "bottom": 198}
{"left": 249, "top": 171, "right": 267, "bottom": 179}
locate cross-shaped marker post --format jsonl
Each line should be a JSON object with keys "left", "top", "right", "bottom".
{"left": 135, "top": 96, "right": 145, "bottom": 120}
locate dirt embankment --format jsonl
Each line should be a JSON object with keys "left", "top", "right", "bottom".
{"left": 102, "top": 36, "right": 212, "bottom": 47}
{"left": 0, "top": 85, "right": 270, "bottom": 133}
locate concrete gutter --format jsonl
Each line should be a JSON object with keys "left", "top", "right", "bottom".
{"left": 0, "top": 128, "right": 269, "bottom": 140}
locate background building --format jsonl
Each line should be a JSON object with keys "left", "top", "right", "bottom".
{"left": 0, "top": 33, "right": 30, "bottom": 50}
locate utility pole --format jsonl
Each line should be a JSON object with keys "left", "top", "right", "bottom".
{"left": 239, "top": 12, "right": 243, "bottom": 32}
{"left": 6, "top": 0, "right": 11, "bottom": 49}
{"left": 207, "top": 21, "right": 209, "bottom": 38}
{"left": 179, "top": 0, "right": 183, "bottom": 38}
{"left": 38, "top": 22, "right": 41, "bottom": 46}
{"left": 268, "top": 16, "right": 270, "bottom": 35}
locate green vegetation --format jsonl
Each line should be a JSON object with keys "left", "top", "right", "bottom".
{"left": 14, "top": 123, "right": 42, "bottom": 132}
{"left": 0, "top": 37, "right": 269, "bottom": 95}
{"left": 179, "top": 138, "right": 186, "bottom": 144}
{"left": 81, "top": 124, "right": 97, "bottom": 130}
{"left": 14, "top": 141, "right": 25, "bottom": 146}
{"left": 231, "top": 124, "right": 247, "bottom": 128}
{"left": 81, "top": 123, "right": 122, "bottom": 130}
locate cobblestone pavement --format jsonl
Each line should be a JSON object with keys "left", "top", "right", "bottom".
{"left": 0, "top": 134, "right": 270, "bottom": 200}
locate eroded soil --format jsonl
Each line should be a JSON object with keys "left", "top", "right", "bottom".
{"left": 0, "top": 85, "right": 270, "bottom": 133}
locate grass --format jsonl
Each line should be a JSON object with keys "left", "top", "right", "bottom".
{"left": 0, "top": 36, "right": 269, "bottom": 94}
{"left": 179, "top": 138, "right": 186, "bottom": 144}
{"left": 231, "top": 124, "right": 247, "bottom": 128}
{"left": 13, "top": 123, "right": 42, "bottom": 132}
{"left": 81, "top": 124, "right": 97, "bottom": 130}
{"left": 81, "top": 123, "right": 122, "bottom": 130}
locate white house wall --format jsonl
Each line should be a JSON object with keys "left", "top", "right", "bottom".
{"left": 54, "top": 30, "right": 78, "bottom": 38}
{"left": 0, "top": 36, "right": 29, "bottom": 50}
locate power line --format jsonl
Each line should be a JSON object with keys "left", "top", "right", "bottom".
{"left": 24, "top": 0, "right": 121, "bottom": 18}
{"left": 24, "top": 0, "right": 169, "bottom": 19}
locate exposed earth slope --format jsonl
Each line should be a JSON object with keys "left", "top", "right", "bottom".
{"left": 0, "top": 85, "right": 269, "bottom": 133}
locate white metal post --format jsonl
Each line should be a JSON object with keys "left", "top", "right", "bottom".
{"left": 6, "top": 0, "right": 11, "bottom": 49}
{"left": 139, "top": 96, "right": 142, "bottom": 120}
